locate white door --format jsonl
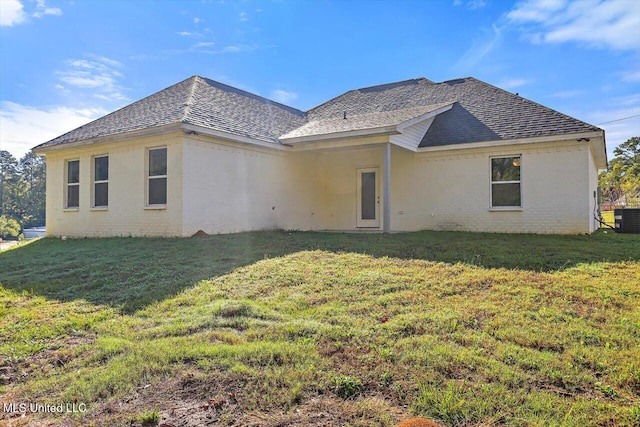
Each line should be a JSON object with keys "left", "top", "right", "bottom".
{"left": 356, "top": 168, "right": 380, "bottom": 228}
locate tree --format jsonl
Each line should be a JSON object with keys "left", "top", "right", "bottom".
{"left": 0, "top": 150, "right": 46, "bottom": 229}
{"left": 17, "top": 152, "right": 46, "bottom": 228}
{"left": 599, "top": 137, "right": 640, "bottom": 208}
{"left": 613, "top": 136, "right": 640, "bottom": 169}
{"left": 0, "top": 150, "right": 18, "bottom": 217}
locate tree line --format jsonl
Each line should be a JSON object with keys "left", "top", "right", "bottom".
{"left": 599, "top": 137, "right": 640, "bottom": 210}
{"left": 0, "top": 150, "right": 46, "bottom": 238}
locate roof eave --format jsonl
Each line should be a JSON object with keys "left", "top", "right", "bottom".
{"left": 417, "top": 130, "right": 606, "bottom": 159}
{"left": 32, "top": 122, "right": 289, "bottom": 155}
{"left": 181, "top": 124, "right": 289, "bottom": 150}
{"left": 279, "top": 125, "right": 398, "bottom": 144}
{"left": 32, "top": 123, "right": 184, "bottom": 154}
{"left": 588, "top": 130, "right": 607, "bottom": 170}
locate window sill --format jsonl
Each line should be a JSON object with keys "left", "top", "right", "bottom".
{"left": 489, "top": 207, "right": 523, "bottom": 212}
{"left": 145, "top": 205, "right": 167, "bottom": 210}
{"left": 63, "top": 208, "right": 79, "bottom": 212}
{"left": 91, "top": 207, "right": 108, "bottom": 211}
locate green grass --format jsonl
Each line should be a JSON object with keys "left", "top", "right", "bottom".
{"left": 1, "top": 230, "right": 639, "bottom": 426}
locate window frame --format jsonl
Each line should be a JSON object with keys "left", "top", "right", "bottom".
{"left": 92, "top": 155, "right": 109, "bottom": 209}
{"left": 146, "top": 147, "right": 167, "bottom": 207}
{"left": 65, "top": 159, "right": 80, "bottom": 210}
{"left": 490, "top": 155, "right": 522, "bottom": 210}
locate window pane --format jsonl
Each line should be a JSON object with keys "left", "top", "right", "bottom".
{"left": 149, "top": 148, "right": 167, "bottom": 176}
{"left": 94, "top": 182, "right": 108, "bottom": 207}
{"left": 94, "top": 156, "right": 109, "bottom": 181}
{"left": 361, "top": 172, "right": 376, "bottom": 220}
{"left": 149, "top": 177, "right": 167, "bottom": 205}
{"left": 68, "top": 160, "right": 79, "bottom": 184}
{"left": 492, "top": 183, "right": 521, "bottom": 207}
{"left": 67, "top": 185, "right": 79, "bottom": 208}
{"left": 491, "top": 157, "right": 520, "bottom": 181}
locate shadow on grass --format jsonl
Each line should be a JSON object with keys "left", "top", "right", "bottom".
{"left": 0, "top": 230, "right": 638, "bottom": 312}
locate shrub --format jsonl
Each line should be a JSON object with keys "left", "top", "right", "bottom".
{"left": 0, "top": 215, "right": 21, "bottom": 239}
{"left": 136, "top": 408, "right": 160, "bottom": 425}
{"left": 330, "top": 375, "right": 362, "bottom": 398}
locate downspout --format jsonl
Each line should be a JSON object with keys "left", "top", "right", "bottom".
{"left": 383, "top": 142, "right": 391, "bottom": 233}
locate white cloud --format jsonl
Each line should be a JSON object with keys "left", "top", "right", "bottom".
{"left": 507, "top": 0, "right": 640, "bottom": 51}
{"left": 467, "top": 0, "right": 487, "bottom": 9}
{"left": 620, "top": 68, "right": 640, "bottom": 83}
{"left": 177, "top": 31, "right": 192, "bottom": 36}
{"left": 270, "top": 89, "right": 298, "bottom": 104}
{"left": 239, "top": 11, "right": 248, "bottom": 22}
{"left": 507, "top": 0, "right": 567, "bottom": 22}
{"left": 453, "top": 0, "right": 487, "bottom": 9}
{"left": 1, "top": 0, "right": 62, "bottom": 26}
{"left": 456, "top": 24, "right": 503, "bottom": 71}
{"left": 0, "top": 102, "right": 105, "bottom": 158}
{"left": 171, "top": 43, "right": 259, "bottom": 55}
{"left": 192, "top": 41, "right": 215, "bottom": 49}
{"left": 548, "top": 89, "right": 584, "bottom": 98}
{"left": 498, "top": 78, "right": 534, "bottom": 90}
{"left": 0, "top": 0, "right": 26, "bottom": 26}
{"left": 193, "top": 17, "right": 202, "bottom": 24}
{"left": 56, "top": 56, "right": 128, "bottom": 102}
{"left": 92, "top": 56, "right": 122, "bottom": 68}
{"left": 129, "top": 54, "right": 160, "bottom": 61}
{"left": 33, "top": 0, "right": 62, "bottom": 18}
{"left": 608, "top": 93, "right": 640, "bottom": 107}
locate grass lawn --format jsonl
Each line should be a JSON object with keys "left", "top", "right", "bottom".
{"left": 0, "top": 230, "right": 639, "bottom": 426}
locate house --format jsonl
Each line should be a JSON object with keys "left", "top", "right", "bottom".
{"left": 33, "top": 76, "right": 607, "bottom": 237}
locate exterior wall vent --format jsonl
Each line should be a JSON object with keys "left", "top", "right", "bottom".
{"left": 614, "top": 208, "right": 640, "bottom": 234}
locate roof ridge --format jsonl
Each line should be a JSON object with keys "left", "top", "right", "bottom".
{"left": 313, "top": 102, "right": 455, "bottom": 122}
{"left": 354, "top": 77, "right": 432, "bottom": 93}
{"left": 306, "top": 77, "right": 434, "bottom": 114}
{"left": 199, "top": 77, "right": 306, "bottom": 117}
{"left": 181, "top": 75, "right": 200, "bottom": 123}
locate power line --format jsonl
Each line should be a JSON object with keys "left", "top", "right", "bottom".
{"left": 596, "top": 114, "right": 640, "bottom": 125}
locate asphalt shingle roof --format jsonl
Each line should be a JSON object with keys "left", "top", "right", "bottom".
{"left": 306, "top": 77, "right": 600, "bottom": 147}
{"left": 280, "top": 102, "right": 453, "bottom": 140}
{"left": 34, "top": 76, "right": 307, "bottom": 149}
{"left": 34, "top": 75, "right": 601, "bottom": 151}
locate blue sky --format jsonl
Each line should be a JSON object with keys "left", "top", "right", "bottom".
{"left": 1, "top": 0, "right": 639, "bottom": 161}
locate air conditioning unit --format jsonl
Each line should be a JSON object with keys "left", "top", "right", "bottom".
{"left": 614, "top": 208, "right": 640, "bottom": 234}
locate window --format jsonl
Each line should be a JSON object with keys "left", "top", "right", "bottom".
{"left": 148, "top": 147, "right": 167, "bottom": 205}
{"left": 93, "top": 156, "right": 109, "bottom": 207}
{"left": 66, "top": 160, "right": 80, "bottom": 209}
{"left": 491, "top": 156, "right": 521, "bottom": 208}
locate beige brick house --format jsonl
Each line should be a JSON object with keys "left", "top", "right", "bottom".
{"left": 33, "top": 76, "right": 607, "bottom": 236}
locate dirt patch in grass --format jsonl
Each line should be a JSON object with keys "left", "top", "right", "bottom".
{"left": 1, "top": 333, "right": 95, "bottom": 393}
{"left": 74, "top": 368, "right": 408, "bottom": 427}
